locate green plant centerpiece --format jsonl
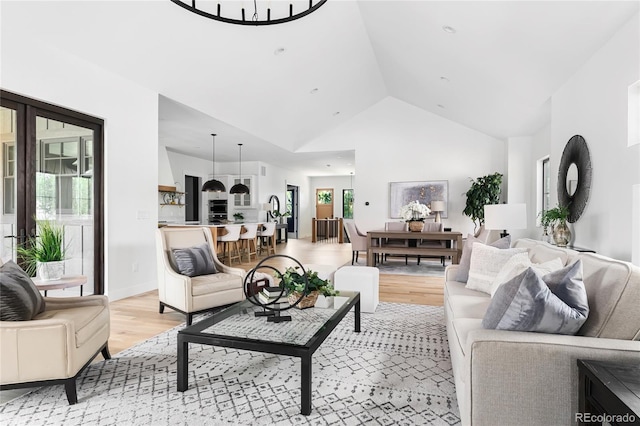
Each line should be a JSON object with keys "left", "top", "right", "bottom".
{"left": 540, "top": 205, "right": 571, "bottom": 247}
{"left": 463, "top": 172, "right": 503, "bottom": 230}
{"left": 233, "top": 212, "right": 244, "bottom": 222}
{"left": 17, "top": 220, "right": 66, "bottom": 280}
{"left": 272, "top": 210, "right": 291, "bottom": 224}
{"left": 278, "top": 266, "right": 339, "bottom": 309}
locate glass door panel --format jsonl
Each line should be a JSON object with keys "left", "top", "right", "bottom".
{"left": 0, "top": 106, "right": 17, "bottom": 261}
{"left": 36, "top": 115, "right": 95, "bottom": 293}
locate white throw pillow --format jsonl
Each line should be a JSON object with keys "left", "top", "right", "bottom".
{"left": 490, "top": 255, "right": 564, "bottom": 297}
{"left": 466, "top": 243, "right": 528, "bottom": 294}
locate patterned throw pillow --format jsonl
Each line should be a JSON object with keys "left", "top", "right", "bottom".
{"left": 482, "top": 260, "right": 589, "bottom": 335}
{"left": 0, "top": 260, "right": 46, "bottom": 321}
{"left": 454, "top": 234, "right": 511, "bottom": 283}
{"left": 466, "top": 243, "right": 528, "bottom": 294}
{"left": 171, "top": 243, "right": 217, "bottom": 277}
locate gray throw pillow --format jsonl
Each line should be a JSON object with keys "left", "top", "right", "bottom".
{"left": 171, "top": 243, "right": 217, "bottom": 277}
{"left": 482, "top": 260, "right": 588, "bottom": 335}
{"left": 0, "top": 260, "right": 46, "bottom": 321}
{"left": 455, "top": 234, "right": 511, "bottom": 283}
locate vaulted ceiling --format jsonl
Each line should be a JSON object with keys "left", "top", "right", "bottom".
{"left": 2, "top": 1, "right": 637, "bottom": 176}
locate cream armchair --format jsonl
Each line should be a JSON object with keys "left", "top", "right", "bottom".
{"left": 0, "top": 295, "right": 111, "bottom": 404}
{"left": 156, "top": 227, "right": 245, "bottom": 325}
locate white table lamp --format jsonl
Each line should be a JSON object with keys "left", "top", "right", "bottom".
{"left": 484, "top": 203, "right": 527, "bottom": 238}
{"left": 431, "top": 201, "right": 446, "bottom": 223}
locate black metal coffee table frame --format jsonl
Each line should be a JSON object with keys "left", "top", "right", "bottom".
{"left": 177, "top": 291, "right": 361, "bottom": 415}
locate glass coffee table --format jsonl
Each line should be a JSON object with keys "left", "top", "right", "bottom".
{"left": 177, "top": 291, "right": 361, "bottom": 415}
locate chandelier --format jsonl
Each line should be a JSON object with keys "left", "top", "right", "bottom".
{"left": 170, "top": 0, "right": 328, "bottom": 26}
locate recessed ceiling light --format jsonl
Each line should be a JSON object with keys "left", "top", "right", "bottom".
{"left": 274, "top": 47, "right": 286, "bottom": 55}
{"left": 333, "top": 111, "right": 340, "bottom": 116}
{"left": 326, "top": 164, "right": 331, "bottom": 167}
{"left": 440, "top": 76, "right": 450, "bottom": 83}
{"left": 310, "top": 88, "right": 319, "bottom": 94}
{"left": 442, "top": 25, "right": 456, "bottom": 34}
{"left": 437, "top": 104, "right": 445, "bottom": 109}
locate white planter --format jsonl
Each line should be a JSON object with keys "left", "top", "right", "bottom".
{"left": 38, "top": 261, "right": 64, "bottom": 281}
{"left": 315, "top": 295, "right": 334, "bottom": 309}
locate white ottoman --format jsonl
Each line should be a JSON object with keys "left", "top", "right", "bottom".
{"left": 334, "top": 266, "right": 379, "bottom": 313}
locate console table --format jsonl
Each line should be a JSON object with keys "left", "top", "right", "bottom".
{"left": 33, "top": 275, "right": 88, "bottom": 296}
{"left": 366, "top": 230, "right": 462, "bottom": 267}
{"left": 577, "top": 359, "right": 639, "bottom": 425}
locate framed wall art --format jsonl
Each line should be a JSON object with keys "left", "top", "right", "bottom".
{"left": 389, "top": 180, "right": 449, "bottom": 219}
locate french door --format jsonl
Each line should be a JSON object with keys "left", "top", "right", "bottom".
{"left": 0, "top": 90, "right": 104, "bottom": 294}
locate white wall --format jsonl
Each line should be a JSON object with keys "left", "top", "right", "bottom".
{"left": 1, "top": 32, "right": 160, "bottom": 301}
{"left": 311, "top": 97, "right": 506, "bottom": 235}
{"left": 163, "top": 150, "right": 214, "bottom": 224}
{"left": 506, "top": 136, "right": 534, "bottom": 241}
{"left": 550, "top": 12, "right": 640, "bottom": 261}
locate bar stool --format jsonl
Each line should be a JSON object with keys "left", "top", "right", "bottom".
{"left": 258, "top": 222, "right": 276, "bottom": 256}
{"left": 239, "top": 223, "right": 258, "bottom": 262}
{"left": 217, "top": 225, "right": 242, "bottom": 265}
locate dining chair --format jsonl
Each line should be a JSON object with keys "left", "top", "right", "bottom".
{"left": 382, "top": 221, "right": 409, "bottom": 264}
{"left": 418, "top": 221, "right": 446, "bottom": 266}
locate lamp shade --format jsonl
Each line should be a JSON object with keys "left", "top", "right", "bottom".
{"left": 484, "top": 203, "right": 527, "bottom": 231}
{"left": 431, "top": 201, "right": 445, "bottom": 212}
{"left": 202, "top": 178, "right": 226, "bottom": 192}
{"left": 230, "top": 183, "right": 250, "bottom": 194}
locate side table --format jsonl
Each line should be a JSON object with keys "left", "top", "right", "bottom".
{"left": 33, "top": 275, "right": 88, "bottom": 296}
{"left": 577, "top": 359, "right": 640, "bottom": 425}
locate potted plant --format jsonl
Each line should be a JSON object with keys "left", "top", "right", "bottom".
{"left": 17, "top": 220, "right": 66, "bottom": 280}
{"left": 273, "top": 210, "right": 291, "bottom": 224}
{"left": 399, "top": 200, "right": 431, "bottom": 231}
{"left": 277, "top": 266, "right": 339, "bottom": 309}
{"left": 233, "top": 212, "right": 244, "bottom": 223}
{"left": 542, "top": 205, "right": 571, "bottom": 247}
{"left": 463, "top": 172, "right": 503, "bottom": 230}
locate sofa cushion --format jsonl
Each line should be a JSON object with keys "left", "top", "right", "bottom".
{"left": 482, "top": 261, "right": 589, "bottom": 335}
{"left": 0, "top": 261, "right": 46, "bottom": 321}
{"left": 577, "top": 253, "right": 640, "bottom": 340}
{"left": 171, "top": 243, "right": 217, "bottom": 277}
{"left": 451, "top": 318, "right": 484, "bottom": 358}
{"left": 455, "top": 234, "right": 511, "bottom": 283}
{"left": 448, "top": 295, "right": 492, "bottom": 320}
{"left": 490, "top": 253, "right": 564, "bottom": 297}
{"left": 512, "top": 238, "right": 575, "bottom": 265}
{"left": 191, "top": 273, "right": 242, "bottom": 296}
{"left": 466, "top": 243, "right": 528, "bottom": 294}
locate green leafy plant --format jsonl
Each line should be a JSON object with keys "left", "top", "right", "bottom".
{"left": 16, "top": 220, "right": 66, "bottom": 275}
{"left": 463, "top": 172, "right": 503, "bottom": 229}
{"left": 317, "top": 191, "right": 332, "bottom": 204}
{"left": 273, "top": 210, "right": 291, "bottom": 218}
{"left": 233, "top": 212, "right": 244, "bottom": 221}
{"left": 277, "top": 266, "right": 339, "bottom": 297}
{"left": 541, "top": 205, "right": 569, "bottom": 225}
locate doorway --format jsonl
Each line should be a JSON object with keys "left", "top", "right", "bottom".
{"left": 0, "top": 90, "right": 104, "bottom": 294}
{"left": 286, "top": 184, "right": 299, "bottom": 239}
{"left": 315, "top": 188, "right": 333, "bottom": 219}
{"left": 184, "top": 175, "right": 199, "bottom": 223}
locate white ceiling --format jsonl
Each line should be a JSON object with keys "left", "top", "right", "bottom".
{"left": 2, "top": 0, "right": 638, "bottom": 176}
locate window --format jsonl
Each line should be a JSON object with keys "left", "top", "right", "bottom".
{"left": 343, "top": 189, "right": 354, "bottom": 219}
{"left": 542, "top": 157, "right": 550, "bottom": 213}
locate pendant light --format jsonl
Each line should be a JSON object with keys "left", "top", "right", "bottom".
{"left": 201, "top": 134, "right": 226, "bottom": 192}
{"left": 229, "top": 143, "right": 250, "bottom": 194}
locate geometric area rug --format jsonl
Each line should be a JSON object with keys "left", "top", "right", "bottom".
{"left": 0, "top": 303, "right": 460, "bottom": 425}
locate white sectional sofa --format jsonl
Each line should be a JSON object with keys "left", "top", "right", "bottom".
{"left": 444, "top": 238, "right": 640, "bottom": 426}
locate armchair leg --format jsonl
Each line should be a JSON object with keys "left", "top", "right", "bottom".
{"left": 187, "top": 313, "right": 193, "bottom": 326}
{"left": 64, "top": 378, "right": 78, "bottom": 405}
{"left": 101, "top": 345, "right": 111, "bottom": 360}
{"left": 159, "top": 302, "right": 165, "bottom": 314}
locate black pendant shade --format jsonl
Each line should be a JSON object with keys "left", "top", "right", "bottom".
{"left": 229, "top": 143, "right": 249, "bottom": 195}
{"left": 202, "top": 133, "right": 226, "bottom": 192}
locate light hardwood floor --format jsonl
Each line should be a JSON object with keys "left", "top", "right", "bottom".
{"left": 108, "top": 237, "right": 445, "bottom": 355}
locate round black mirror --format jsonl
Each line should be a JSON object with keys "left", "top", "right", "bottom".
{"left": 557, "top": 135, "right": 591, "bottom": 223}
{"left": 267, "top": 195, "right": 280, "bottom": 221}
